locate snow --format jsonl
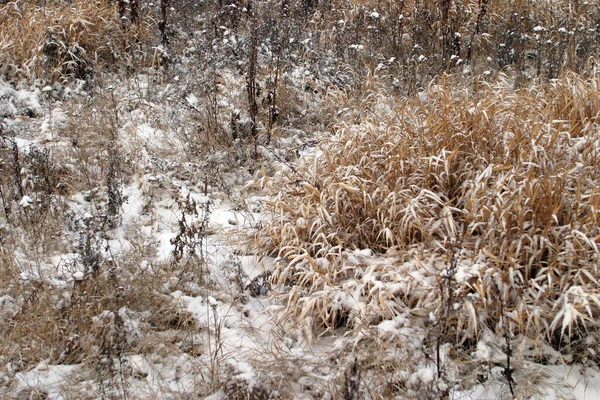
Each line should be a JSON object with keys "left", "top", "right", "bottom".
{"left": 207, "top": 295, "right": 218, "bottom": 307}
{"left": 185, "top": 93, "right": 199, "bottom": 108}
{"left": 353, "top": 248, "right": 373, "bottom": 258}
{"left": 228, "top": 360, "right": 256, "bottom": 383}
{"left": 542, "top": 365, "right": 600, "bottom": 400}
{"left": 135, "top": 123, "right": 162, "bottom": 141}
{"left": 72, "top": 271, "right": 84, "bottom": 281}
{"left": 204, "top": 391, "right": 227, "bottom": 400}
{"left": 14, "top": 363, "right": 81, "bottom": 400}
{"left": 376, "top": 318, "right": 399, "bottom": 333}
{"left": 414, "top": 367, "right": 435, "bottom": 384}
{"left": 0, "top": 79, "right": 42, "bottom": 118}
{"left": 453, "top": 365, "right": 600, "bottom": 400}
{"left": 0, "top": 295, "right": 18, "bottom": 316}
{"left": 19, "top": 195, "right": 33, "bottom": 208}
{"left": 475, "top": 341, "right": 492, "bottom": 362}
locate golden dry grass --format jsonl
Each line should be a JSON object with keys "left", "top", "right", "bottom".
{"left": 0, "top": 0, "right": 149, "bottom": 80}
{"left": 257, "top": 70, "right": 600, "bottom": 354}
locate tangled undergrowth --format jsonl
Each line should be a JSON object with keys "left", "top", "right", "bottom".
{"left": 257, "top": 70, "right": 600, "bottom": 369}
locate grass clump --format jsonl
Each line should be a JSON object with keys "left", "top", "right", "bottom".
{"left": 0, "top": 0, "right": 149, "bottom": 81}
{"left": 257, "top": 71, "right": 600, "bottom": 362}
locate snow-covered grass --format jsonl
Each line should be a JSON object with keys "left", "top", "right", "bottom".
{"left": 256, "top": 71, "right": 600, "bottom": 397}
{"left": 2, "top": 0, "right": 600, "bottom": 398}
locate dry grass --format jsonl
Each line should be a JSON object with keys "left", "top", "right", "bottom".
{"left": 2, "top": 0, "right": 600, "bottom": 397}
{"left": 0, "top": 0, "right": 150, "bottom": 81}
{"left": 256, "top": 70, "right": 600, "bottom": 360}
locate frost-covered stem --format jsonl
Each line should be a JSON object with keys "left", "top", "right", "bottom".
{"left": 207, "top": 298, "right": 222, "bottom": 383}
{"left": 258, "top": 144, "right": 305, "bottom": 180}
{"left": 467, "top": 0, "right": 490, "bottom": 63}
{"left": 12, "top": 281, "right": 44, "bottom": 322}
{"left": 445, "top": 248, "right": 459, "bottom": 315}
{"left": 505, "top": 322, "right": 515, "bottom": 397}
{"left": 492, "top": 278, "right": 515, "bottom": 397}
{"left": 159, "top": 0, "right": 171, "bottom": 45}
{"left": 10, "top": 140, "right": 23, "bottom": 200}
{"left": 437, "top": 240, "right": 461, "bottom": 380}
{"left": 82, "top": 225, "right": 101, "bottom": 276}
{"left": 267, "top": 59, "right": 280, "bottom": 144}
{"left": 114, "top": 287, "right": 129, "bottom": 400}
{"left": 106, "top": 150, "right": 121, "bottom": 224}
{"left": 535, "top": 33, "right": 542, "bottom": 77}
{"left": 212, "top": 304, "right": 221, "bottom": 360}
{"left": 343, "top": 357, "right": 361, "bottom": 399}
{"left": 130, "top": 0, "right": 139, "bottom": 25}
{"left": 101, "top": 258, "right": 129, "bottom": 400}
{"left": 205, "top": 75, "right": 221, "bottom": 146}
{"left": 499, "top": 289, "right": 515, "bottom": 397}
{"left": 439, "top": 0, "right": 451, "bottom": 69}
{"left": 117, "top": 0, "right": 127, "bottom": 22}
{"left": 202, "top": 174, "right": 210, "bottom": 278}
{"left": 106, "top": 89, "right": 123, "bottom": 228}
{"left": 436, "top": 333, "right": 442, "bottom": 379}
{"left": 247, "top": 21, "right": 259, "bottom": 155}
{"left": 110, "top": 89, "right": 120, "bottom": 128}
{"left": 0, "top": 184, "right": 8, "bottom": 221}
